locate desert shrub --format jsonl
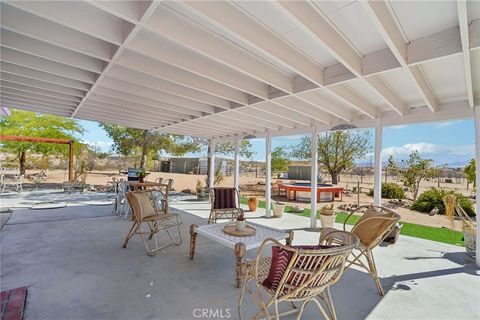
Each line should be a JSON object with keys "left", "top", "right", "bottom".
{"left": 367, "top": 182, "right": 405, "bottom": 199}
{"left": 411, "top": 188, "right": 475, "bottom": 216}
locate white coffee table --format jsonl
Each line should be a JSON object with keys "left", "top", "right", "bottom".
{"left": 189, "top": 221, "right": 293, "bottom": 287}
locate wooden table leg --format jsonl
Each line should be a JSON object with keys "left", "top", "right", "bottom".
{"left": 189, "top": 224, "right": 198, "bottom": 260}
{"left": 286, "top": 230, "right": 294, "bottom": 246}
{"left": 234, "top": 242, "right": 246, "bottom": 288}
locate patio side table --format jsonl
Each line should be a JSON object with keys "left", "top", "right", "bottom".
{"left": 189, "top": 221, "right": 293, "bottom": 288}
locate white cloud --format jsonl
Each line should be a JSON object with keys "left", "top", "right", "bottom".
{"left": 382, "top": 142, "right": 474, "bottom": 157}
{"left": 385, "top": 125, "right": 407, "bottom": 130}
{"left": 434, "top": 120, "right": 459, "bottom": 128}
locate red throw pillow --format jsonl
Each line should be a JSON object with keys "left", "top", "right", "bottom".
{"left": 263, "top": 245, "right": 334, "bottom": 291}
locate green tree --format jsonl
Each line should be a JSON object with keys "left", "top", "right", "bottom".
{"left": 214, "top": 139, "right": 254, "bottom": 159}
{"left": 0, "top": 109, "right": 83, "bottom": 175}
{"left": 398, "top": 151, "right": 437, "bottom": 200}
{"left": 101, "top": 124, "right": 203, "bottom": 168}
{"left": 385, "top": 154, "right": 398, "bottom": 182}
{"left": 271, "top": 146, "right": 290, "bottom": 178}
{"left": 290, "top": 130, "right": 371, "bottom": 184}
{"left": 464, "top": 158, "right": 476, "bottom": 189}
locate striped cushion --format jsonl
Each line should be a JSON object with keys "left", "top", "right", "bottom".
{"left": 263, "top": 245, "right": 334, "bottom": 291}
{"left": 213, "top": 188, "right": 236, "bottom": 209}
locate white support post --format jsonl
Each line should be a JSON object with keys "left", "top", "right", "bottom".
{"left": 265, "top": 129, "right": 272, "bottom": 217}
{"left": 310, "top": 126, "right": 318, "bottom": 228}
{"left": 474, "top": 106, "right": 480, "bottom": 267}
{"left": 233, "top": 135, "right": 240, "bottom": 190}
{"left": 374, "top": 119, "right": 383, "bottom": 206}
{"left": 209, "top": 138, "right": 215, "bottom": 189}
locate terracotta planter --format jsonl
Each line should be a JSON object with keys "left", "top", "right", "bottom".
{"left": 138, "top": 176, "right": 145, "bottom": 183}
{"left": 247, "top": 197, "right": 258, "bottom": 212}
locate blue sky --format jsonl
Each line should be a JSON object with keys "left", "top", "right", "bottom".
{"left": 78, "top": 118, "right": 475, "bottom": 167}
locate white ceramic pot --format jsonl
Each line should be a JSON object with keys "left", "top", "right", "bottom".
{"left": 236, "top": 220, "right": 246, "bottom": 231}
{"left": 272, "top": 202, "right": 286, "bottom": 218}
{"left": 320, "top": 213, "right": 337, "bottom": 228}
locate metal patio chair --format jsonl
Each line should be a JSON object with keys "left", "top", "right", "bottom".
{"left": 1, "top": 174, "right": 23, "bottom": 193}
{"left": 208, "top": 187, "right": 243, "bottom": 224}
{"left": 123, "top": 189, "right": 183, "bottom": 256}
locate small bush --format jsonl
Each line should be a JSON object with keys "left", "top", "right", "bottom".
{"left": 367, "top": 182, "right": 405, "bottom": 199}
{"left": 411, "top": 188, "right": 475, "bottom": 216}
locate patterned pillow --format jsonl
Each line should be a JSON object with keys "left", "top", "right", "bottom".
{"left": 263, "top": 245, "right": 334, "bottom": 291}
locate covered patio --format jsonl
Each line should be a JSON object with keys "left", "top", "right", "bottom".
{"left": 1, "top": 0, "right": 480, "bottom": 319}
{"left": 1, "top": 197, "right": 478, "bottom": 319}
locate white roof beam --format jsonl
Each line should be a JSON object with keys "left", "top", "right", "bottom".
{"left": 0, "top": 89, "right": 78, "bottom": 107}
{"left": 145, "top": 6, "right": 293, "bottom": 94}
{"left": 93, "top": 86, "right": 212, "bottom": 116}
{"left": 6, "top": 1, "right": 133, "bottom": 45}
{"left": 251, "top": 102, "right": 313, "bottom": 127}
{"left": 182, "top": 1, "right": 324, "bottom": 85}
{"left": 0, "top": 101, "right": 73, "bottom": 116}
{"left": 0, "top": 95, "right": 76, "bottom": 110}
{"left": 75, "top": 113, "right": 154, "bottom": 130}
{"left": 361, "top": 0, "right": 438, "bottom": 112}
{"left": 71, "top": 1, "right": 161, "bottom": 117}
{"left": 185, "top": 117, "right": 260, "bottom": 133}
{"left": 108, "top": 65, "right": 230, "bottom": 110}
{"left": 0, "top": 29, "right": 105, "bottom": 74}
{"left": 1, "top": 81, "right": 81, "bottom": 103}
{"left": 87, "top": 93, "right": 200, "bottom": 119}
{"left": 242, "top": 107, "right": 298, "bottom": 129}
{"left": 457, "top": 0, "right": 474, "bottom": 107}
{"left": 278, "top": 1, "right": 404, "bottom": 117}
{"left": 198, "top": 116, "right": 263, "bottom": 132}
{"left": 128, "top": 30, "right": 269, "bottom": 99}
{"left": 215, "top": 112, "right": 280, "bottom": 131}
{"left": 97, "top": 77, "right": 217, "bottom": 114}
{"left": 83, "top": 99, "right": 187, "bottom": 123}
{"left": 325, "top": 85, "right": 380, "bottom": 119}
{"left": 0, "top": 62, "right": 91, "bottom": 91}
{"left": 117, "top": 50, "right": 247, "bottom": 105}
{"left": 89, "top": 1, "right": 149, "bottom": 23}
{"left": 168, "top": 121, "right": 240, "bottom": 136}
{"left": 228, "top": 109, "right": 297, "bottom": 129}
{"left": 272, "top": 97, "right": 333, "bottom": 125}
{"left": 1, "top": 72, "right": 86, "bottom": 98}
{"left": 1, "top": 3, "right": 115, "bottom": 61}
{"left": 293, "top": 90, "right": 356, "bottom": 121}
{"left": 1, "top": 47, "right": 97, "bottom": 84}
{"left": 79, "top": 105, "right": 171, "bottom": 126}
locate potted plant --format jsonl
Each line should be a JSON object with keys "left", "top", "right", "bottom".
{"left": 248, "top": 196, "right": 258, "bottom": 212}
{"left": 272, "top": 201, "right": 286, "bottom": 218}
{"left": 235, "top": 211, "right": 246, "bottom": 231}
{"left": 136, "top": 169, "right": 148, "bottom": 183}
{"left": 196, "top": 179, "right": 209, "bottom": 200}
{"left": 319, "top": 204, "right": 337, "bottom": 228}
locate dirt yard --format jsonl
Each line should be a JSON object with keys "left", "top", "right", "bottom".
{"left": 20, "top": 169, "right": 471, "bottom": 231}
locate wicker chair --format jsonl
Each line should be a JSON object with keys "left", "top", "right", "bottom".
{"left": 239, "top": 230, "right": 359, "bottom": 320}
{"left": 343, "top": 205, "right": 400, "bottom": 296}
{"left": 208, "top": 187, "right": 243, "bottom": 224}
{"left": 123, "top": 189, "right": 182, "bottom": 256}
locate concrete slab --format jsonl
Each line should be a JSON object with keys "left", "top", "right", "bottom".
{"left": 0, "top": 199, "right": 478, "bottom": 320}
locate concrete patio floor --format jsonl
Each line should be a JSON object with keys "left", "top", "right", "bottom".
{"left": 1, "top": 196, "right": 479, "bottom": 320}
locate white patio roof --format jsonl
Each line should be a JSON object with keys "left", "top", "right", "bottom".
{"left": 1, "top": 1, "right": 479, "bottom": 139}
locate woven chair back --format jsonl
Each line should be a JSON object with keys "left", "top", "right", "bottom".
{"left": 276, "top": 231, "right": 358, "bottom": 300}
